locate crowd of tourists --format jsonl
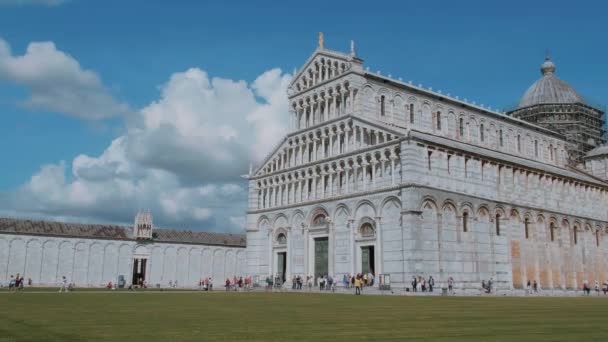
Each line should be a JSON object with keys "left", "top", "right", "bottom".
{"left": 582, "top": 280, "right": 608, "bottom": 296}
{"left": 223, "top": 276, "right": 254, "bottom": 291}
{"left": 411, "top": 275, "right": 436, "bottom": 292}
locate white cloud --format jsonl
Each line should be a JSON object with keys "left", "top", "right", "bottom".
{"left": 0, "top": 38, "right": 128, "bottom": 120}
{"left": 1, "top": 53, "right": 291, "bottom": 232}
{"left": 0, "top": 0, "right": 69, "bottom": 7}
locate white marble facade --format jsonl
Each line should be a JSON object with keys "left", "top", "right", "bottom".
{"left": 245, "top": 40, "right": 608, "bottom": 291}
{"left": 0, "top": 214, "right": 246, "bottom": 288}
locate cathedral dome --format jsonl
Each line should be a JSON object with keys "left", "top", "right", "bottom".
{"left": 517, "top": 56, "right": 584, "bottom": 108}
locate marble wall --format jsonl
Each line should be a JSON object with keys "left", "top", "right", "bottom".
{"left": 0, "top": 234, "right": 246, "bottom": 288}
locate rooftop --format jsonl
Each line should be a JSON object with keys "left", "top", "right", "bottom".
{"left": 0, "top": 217, "right": 246, "bottom": 247}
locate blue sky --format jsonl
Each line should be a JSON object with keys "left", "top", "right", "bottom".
{"left": 0, "top": 0, "right": 606, "bottom": 231}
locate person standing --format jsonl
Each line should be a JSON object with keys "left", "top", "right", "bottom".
{"left": 448, "top": 277, "right": 454, "bottom": 295}
{"left": 355, "top": 275, "right": 361, "bottom": 295}
{"left": 428, "top": 276, "right": 435, "bottom": 292}
{"left": 533, "top": 280, "right": 538, "bottom": 293}
{"left": 59, "top": 276, "right": 67, "bottom": 293}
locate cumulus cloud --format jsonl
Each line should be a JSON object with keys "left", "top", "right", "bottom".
{"left": 1, "top": 56, "right": 291, "bottom": 232}
{"left": 0, "top": 0, "right": 69, "bottom": 7}
{"left": 0, "top": 38, "right": 128, "bottom": 119}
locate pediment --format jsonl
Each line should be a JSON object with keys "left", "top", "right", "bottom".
{"left": 252, "top": 115, "right": 405, "bottom": 178}
{"left": 288, "top": 49, "right": 359, "bottom": 95}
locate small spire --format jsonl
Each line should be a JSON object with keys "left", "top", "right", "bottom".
{"left": 540, "top": 50, "right": 556, "bottom": 75}
{"left": 350, "top": 40, "right": 356, "bottom": 56}
{"left": 318, "top": 32, "right": 324, "bottom": 49}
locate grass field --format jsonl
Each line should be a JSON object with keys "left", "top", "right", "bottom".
{"left": 1, "top": 291, "right": 607, "bottom": 341}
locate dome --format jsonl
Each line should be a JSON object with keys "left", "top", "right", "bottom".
{"left": 517, "top": 55, "right": 584, "bottom": 108}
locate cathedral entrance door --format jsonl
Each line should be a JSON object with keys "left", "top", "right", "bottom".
{"left": 132, "top": 258, "right": 147, "bottom": 286}
{"left": 277, "top": 252, "right": 287, "bottom": 283}
{"left": 361, "top": 246, "right": 375, "bottom": 275}
{"left": 314, "top": 237, "right": 328, "bottom": 281}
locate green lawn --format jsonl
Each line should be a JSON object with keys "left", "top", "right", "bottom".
{"left": 1, "top": 291, "right": 606, "bottom": 341}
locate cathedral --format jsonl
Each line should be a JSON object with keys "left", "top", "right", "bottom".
{"left": 245, "top": 35, "right": 608, "bottom": 293}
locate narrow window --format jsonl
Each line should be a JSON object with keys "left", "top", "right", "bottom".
{"left": 534, "top": 140, "right": 539, "bottom": 157}
{"left": 596, "top": 230, "right": 600, "bottom": 247}
{"left": 499, "top": 129, "right": 503, "bottom": 147}
{"left": 459, "top": 118, "right": 464, "bottom": 137}
{"left": 524, "top": 218, "right": 529, "bottom": 239}
{"left": 436, "top": 111, "right": 442, "bottom": 130}
{"left": 380, "top": 95, "right": 385, "bottom": 116}
{"left": 495, "top": 214, "right": 501, "bottom": 236}
{"left": 447, "top": 154, "right": 451, "bottom": 174}
{"left": 427, "top": 150, "right": 432, "bottom": 170}
{"left": 480, "top": 124, "right": 485, "bottom": 142}
{"left": 549, "top": 145, "right": 553, "bottom": 161}
{"left": 550, "top": 223, "right": 555, "bottom": 242}
{"left": 464, "top": 157, "right": 469, "bottom": 178}
{"left": 409, "top": 104, "right": 415, "bottom": 123}
{"left": 517, "top": 135, "right": 521, "bottom": 152}
{"left": 462, "top": 212, "right": 469, "bottom": 232}
{"left": 573, "top": 227, "right": 578, "bottom": 245}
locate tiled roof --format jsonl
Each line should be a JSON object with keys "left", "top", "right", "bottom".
{"left": 0, "top": 217, "right": 246, "bottom": 247}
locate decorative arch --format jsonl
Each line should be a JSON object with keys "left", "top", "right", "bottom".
{"left": 257, "top": 215, "right": 270, "bottom": 230}
{"left": 309, "top": 206, "right": 330, "bottom": 226}
{"left": 476, "top": 204, "right": 490, "bottom": 217}
{"left": 332, "top": 203, "right": 352, "bottom": 219}
{"left": 442, "top": 199, "right": 458, "bottom": 214}
{"left": 380, "top": 196, "right": 402, "bottom": 216}
{"left": 354, "top": 199, "right": 377, "bottom": 219}
{"left": 357, "top": 217, "right": 377, "bottom": 238}
{"left": 290, "top": 210, "right": 305, "bottom": 227}
{"left": 273, "top": 214, "right": 289, "bottom": 229}
{"left": 420, "top": 196, "right": 439, "bottom": 211}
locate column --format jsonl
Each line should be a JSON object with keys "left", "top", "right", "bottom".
{"left": 325, "top": 95, "right": 330, "bottom": 121}
{"left": 329, "top": 132, "right": 334, "bottom": 157}
{"left": 328, "top": 169, "right": 334, "bottom": 197}
{"left": 375, "top": 131, "right": 380, "bottom": 146}
{"left": 321, "top": 134, "right": 326, "bottom": 159}
{"left": 391, "top": 156, "right": 397, "bottom": 186}
{"left": 335, "top": 93, "right": 340, "bottom": 116}
{"left": 362, "top": 161, "right": 369, "bottom": 191}
{"left": 313, "top": 138, "right": 318, "bottom": 162}
{"left": 344, "top": 166, "right": 351, "bottom": 193}
{"left": 371, "top": 159, "right": 377, "bottom": 189}
{"left": 349, "top": 219, "right": 356, "bottom": 276}
{"left": 375, "top": 216, "right": 383, "bottom": 280}
{"left": 336, "top": 167, "right": 343, "bottom": 194}
{"left": 296, "top": 179, "right": 301, "bottom": 203}
{"left": 342, "top": 91, "right": 347, "bottom": 114}
{"left": 320, "top": 171, "right": 326, "bottom": 198}
{"left": 345, "top": 127, "right": 350, "bottom": 153}
{"left": 300, "top": 143, "right": 305, "bottom": 165}
{"left": 352, "top": 164, "right": 359, "bottom": 191}
{"left": 286, "top": 227, "right": 292, "bottom": 283}
{"left": 312, "top": 173, "right": 317, "bottom": 200}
